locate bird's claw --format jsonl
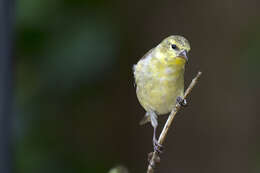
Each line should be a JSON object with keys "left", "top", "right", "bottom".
{"left": 153, "top": 138, "right": 164, "bottom": 153}
{"left": 176, "top": 96, "right": 187, "bottom": 107}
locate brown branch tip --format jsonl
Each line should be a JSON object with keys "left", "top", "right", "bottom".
{"left": 147, "top": 71, "right": 202, "bottom": 173}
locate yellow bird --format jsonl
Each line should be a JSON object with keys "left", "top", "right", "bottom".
{"left": 133, "top": 35, "right": 191, "bottom": 151}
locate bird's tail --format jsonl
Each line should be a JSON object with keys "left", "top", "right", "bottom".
{"left": 139, "top": 113, "right": 150, "bottom": 125}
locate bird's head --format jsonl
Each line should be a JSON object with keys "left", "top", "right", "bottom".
{"left": 158, "top": 35, "right": 191, "bottom": 65}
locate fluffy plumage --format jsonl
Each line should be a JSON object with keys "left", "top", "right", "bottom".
{"left": 133, "top": 35, "right": 191, "bottom": 149}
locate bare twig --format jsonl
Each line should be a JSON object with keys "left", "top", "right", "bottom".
{"left": 147, "top": 71, "right": 202, "bottom": 173}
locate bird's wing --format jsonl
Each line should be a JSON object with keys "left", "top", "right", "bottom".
{"left": 133, "top": 48, "right": 154, "bottom": 85}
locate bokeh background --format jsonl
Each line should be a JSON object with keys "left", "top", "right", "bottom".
{"left": 1, "top": 0, "right": 260, "bottom": 172}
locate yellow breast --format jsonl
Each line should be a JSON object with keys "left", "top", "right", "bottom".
{"left": 134, "top": 54, "right": 184, "bottom": 115}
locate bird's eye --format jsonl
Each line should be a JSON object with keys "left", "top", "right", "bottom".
{"left": 171, "top": 44, "right": 177, "bottom": 50}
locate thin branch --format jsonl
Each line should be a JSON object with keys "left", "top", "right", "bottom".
{"left": 147, "top": 71, "right": 202, "bottom": 173}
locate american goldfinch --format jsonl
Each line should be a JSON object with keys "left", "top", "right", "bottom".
{"left": 133, "top": 35, "right": 191, "bottom": 151}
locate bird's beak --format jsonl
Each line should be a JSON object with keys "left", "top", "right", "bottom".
{"left": 178, "top": 50, "right": 188, "bottom": 61}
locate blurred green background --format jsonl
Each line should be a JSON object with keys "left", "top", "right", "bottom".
{"left": 12, "top": 0, "right": 260, "bottom": 172}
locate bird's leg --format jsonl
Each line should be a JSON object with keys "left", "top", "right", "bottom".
{"left": 176, "top": 96, "right": 187, "bottom": 107}
{"left": 149, "top": 111, "right": 163, "bottom": 153}
{"left": 153, "top": 126, "right": 163, "bottom": 153}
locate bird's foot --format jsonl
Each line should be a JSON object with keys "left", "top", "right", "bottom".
{"left": 153, "top": 138, "right": 164, "bottom": 154}
{"left": 176, "top": 96, "right": 187, "bottom": 107}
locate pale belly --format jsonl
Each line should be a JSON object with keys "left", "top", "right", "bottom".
{"left": 136, "top": 71, "right": 184, "bottom": 115}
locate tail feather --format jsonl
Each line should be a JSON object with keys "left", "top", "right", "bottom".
{"left": 139, "top": 114, "right": 150, "bottom": 125}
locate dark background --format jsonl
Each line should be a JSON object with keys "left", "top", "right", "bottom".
{"left": 1, "top": 0, "right": 260, "bottom": 172}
